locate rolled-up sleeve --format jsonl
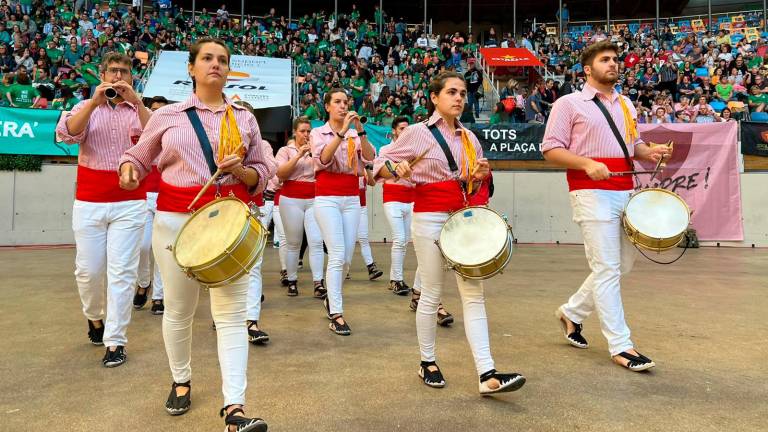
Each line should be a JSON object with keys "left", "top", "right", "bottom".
{"left": 241, "top": 116, "right": 275, "bottom": 194}
{"left": 541, "top": 98, "right": 573, "bottom": 153}
{"left": 55, "top": 100, "right": 90, "bottom": 144}
{"left": 119, "top": 107, "right": 168, "bottom": 180}
{"left": 372, "top": 127, "right": 416, "bottom": 181}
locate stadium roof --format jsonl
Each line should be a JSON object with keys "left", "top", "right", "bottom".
{"left": 176, "top": 0, "right": 690, "bottom": 29}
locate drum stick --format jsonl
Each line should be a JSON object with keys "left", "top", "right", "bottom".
{"left": 188, "top": 168, "right": 222, "bottom": 210}
{"left": 408, "top": 149, "right": 430, "bottom": 167}
{"left": 609, "top": 170, "right": 661, "bottom": 176}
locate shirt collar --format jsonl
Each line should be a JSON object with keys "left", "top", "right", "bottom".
{"left": 319, "top": 121, "right": 359, "bottom": 137}
{"left": 580, "top": 82, "right": 619, "bottom": 102}
{"left": 426, "top": 110, "right": 465, "bottom": 133}
{"left": 178, "top": 93, "right": 242, "bottom": 113}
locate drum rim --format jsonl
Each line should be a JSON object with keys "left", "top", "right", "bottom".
{"left": 173, "top": 197, "right": 252, "bottom": 268}
{"left": 623, "top": 187, "right": 691, "bottom": 241}
{"left": 439, "top": 205, "right": 512, "bottom": 273}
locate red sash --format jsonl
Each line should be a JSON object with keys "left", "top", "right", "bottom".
{"left": 281, "top": 180, "right": 315, "bottom": 199}
{"left": 383, "top": 183, "right": 415, "bottom": 203}
{"left": 76, "top": 165, "right": 147, "bottom": 203}
{"left": 414, "top": 181, "right": 465, "bottom": 213}
{"left": 144, "top": 166, "right": 161, "bottom": 193}
{"left": 274, "top": 190, "right": 280, "bottom": 206}
{"left": 566, "top": 158, "right": 634, "bottom": 191}
{"left": 157, "top": 180, "right": 251, "bottom": 213}
{"left": 359, "top": 188, "right": 367, "bottom": 207}
{"left": 315, "top": 171, "right": 359, "bottom": 196}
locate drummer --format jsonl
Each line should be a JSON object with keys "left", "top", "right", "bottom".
{"left": 541, "top": 40, "right": 670, "bottom": 372}
{"left": 310, "top": 88, "right": 376, "bottom": 336}
{"left": 374, "top": 71, "right": 525, "bottom": 395}
{"left": 119, "top": 37, "right": 275, "bottom": 430}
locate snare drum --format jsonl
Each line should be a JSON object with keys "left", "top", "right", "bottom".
{"left": 622, "top": 188, "right": 690, "bottom": 252}
{"left": 173, "top": 197, "right": 267, "bottom": 288}
{"left": 437, "top": 206, "right": 513, "bottom": 280}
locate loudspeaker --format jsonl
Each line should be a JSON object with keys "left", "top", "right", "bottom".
{"left": 253, "top": 106, "right": 293, "bottom": 133}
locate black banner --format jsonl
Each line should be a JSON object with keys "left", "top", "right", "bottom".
{"left": 470, "top": 123, "right": 546, "bottom": 160}
{"left": 740, "top": 121, "right": 768, "bottom": 157}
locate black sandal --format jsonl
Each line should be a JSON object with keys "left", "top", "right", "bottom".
{"left": 479, "top": 369, "right": 526, "bottom": 395}
{"left": 287, "top": 280, "right": 298, "bottom": 297}
{"left": 247, "top": 321, "right": 269, "bottom": 345}
{"left": 87, "top": 319, "right": 104, "bottom": 345}
{"left": 220, "top": 406, "right": 268, "bottom": 432}
{"left": 437, "top": 304, "right": 454, "bottom": 327}
{"left": 409, "top": 289, "right": 420, "bottom": 312}
{"left": 555, "top": 308, "right": 588, "bottom": 349}
{"left": 313, "top": 279, "right": 327, "bottom": 299}
{"left": 329, "top": 314, "right": 351, "bottom": 336}
{"left": 614, "top": 351, "right": 656, "bottom": 372}
{"left": 165, "top": 381, "right": 191, "bottom": 416}
{"left": 418, "top": 361, "right": 446, "bottom": 388}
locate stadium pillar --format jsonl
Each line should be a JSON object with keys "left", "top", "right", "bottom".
{"left": 469, "top": 0, "right": 473, "bottom": 36}
{"left": 380, "top": 0, "right": 384, "bottom": 40}
{"left": 513, "top": 0, "right": 516, "bottom": 36}
{"left": 192, "top": 0, "right": 196, "bottom": 24}
{"left": 606, "top": 0, "right": 610, "bottom": 31}
{"left": 558, "top": 0, "right": 563, "bottom": 40}
{"left": 140, "top": 0, "right": 143, "bottom": 17}
{"left": 334, "top": 0, "right": 338, "bottom": 26}
{"left": 707, "top": 0, "right": 712, "bottom": 33}
{"left": 764, "top": 0, "right": 767, "bottom": 32}
{"left": 241, "top": 0, "right": 245, "bottom": 30}
{"left": 655, "top": 0, "right": 659, "bottom": 37}
{"left": 424, "top": 0, "right": 427, "bottom": 33}
{"left": 289, "top": 0, "right": 292, "bottom": 24}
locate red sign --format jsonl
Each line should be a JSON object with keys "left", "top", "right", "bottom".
{"left": 479, "top": 48, "right": 544, "bottom": 67}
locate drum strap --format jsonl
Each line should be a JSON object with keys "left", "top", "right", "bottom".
{"left": 427, "top": 124, "right": 459, "bottom": 174}
{"left": 591, "top": 96, "right": 634, "bottom": 176}
{"left": 185, "top": 108, "right": 218, "bottom": 176}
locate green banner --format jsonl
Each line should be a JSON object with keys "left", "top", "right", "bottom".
{"left": 0, "top": 107, "right": 79, "bottom": 156}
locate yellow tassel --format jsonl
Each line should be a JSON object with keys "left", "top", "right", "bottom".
{"left": 218, "top": 105, "right": 244, "bottom": 162}
{"left": 618, "top": 96, "right": 637, "bottom": 144}
{"left": 460, "top": 129, "right": 477, "bottom": 194}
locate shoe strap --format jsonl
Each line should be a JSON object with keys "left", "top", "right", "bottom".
{"left": 172, "top": 380, "right": 191, "bottom": 389}
{"left": 220, "top": 405, "right": 244, "bottom": 419}
{"left": 479, "top": 369, "right": 498, "bottom": 382}
{"left": 617, "top": 351, "right": 651, "bottom": 364}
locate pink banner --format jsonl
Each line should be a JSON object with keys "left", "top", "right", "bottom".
{"left": 635, "top": 122, "right": 743, "bottom": 241}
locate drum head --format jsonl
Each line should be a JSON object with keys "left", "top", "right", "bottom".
{"left": 175, "top": 198, "right": 249, "bottom": 267}
{"left": 625, "top": 189, "right": 689, "bottom": 239}
{"left": 439, "top": 207, "right": 508, "bottom": 266}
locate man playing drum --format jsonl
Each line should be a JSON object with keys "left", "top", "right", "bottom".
{"left": 374, "top": 71, "right": 525, "bottom": 395}
{"left": 542, "top": 40, "right": 670, "bottom": 372}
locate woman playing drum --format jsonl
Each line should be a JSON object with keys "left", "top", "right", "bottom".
{"left": 373, "top": 71, "right": 525, "bottom": 395}
{"left": 119, "top": 38, "right": 275, "bottom": 431}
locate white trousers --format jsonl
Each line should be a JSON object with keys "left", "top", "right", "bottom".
{"left": 562, "top": 189, "right": 637, "bottom": 356}
{"left": 153, "top": 211, "right": 249, "bottom": 407}
{"left": 279, "top": 196, "right": 325, "bottom": 282}
{"left": 383, "top": 201, "right": 413, "bottom": 281}
{"left": 72, "top": 199, "right": 146, "bottom": 347}
{"left": 412, "top": 212, "right": 495, "bottom": 376}
{"left": 272, "top": 204, "right": 287, "bottom": 270}
{"left": 356, "top": 206, "right": 374, "bottom": 266}
{"left": 314, "top": 195, "right": 361, "bottom": 315}
{"left": 138, "top": 192, "right": 164, "bottom": 299}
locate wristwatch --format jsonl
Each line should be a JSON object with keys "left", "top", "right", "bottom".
{"left": 336, "top": 131, "right": 345, "bottom": 139}
{"left": 358, "top": 131, "right": 367, "bottom": 137}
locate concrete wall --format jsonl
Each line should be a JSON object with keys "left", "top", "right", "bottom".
{"left": 2, "top": 165, "right": 766, "bottom": 247}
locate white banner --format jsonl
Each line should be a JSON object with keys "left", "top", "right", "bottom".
{"left": 142, "top": 51, "right": 292, "bottom": 108}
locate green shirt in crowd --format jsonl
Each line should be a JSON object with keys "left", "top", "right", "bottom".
{"left": 7, "top": 84, "right": 40, "bottom": 108}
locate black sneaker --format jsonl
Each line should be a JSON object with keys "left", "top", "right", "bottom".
{"left": 391, "top": 280, "right": 410, "bottom": 296}
{"left": 280, "top": 269, "right": 289, "bottom": 286}
{"left": 287, "top": 280, "right": 298, "bottom": 297}
{"left": 367, "top": 262, "right": 383, "bottom": 280}
{"left": 247, "top": 321, "right": 270, "bottom": 345}
{"left": 151, "top": 299, "right": 165, "bottom": 315}
{"left": 87, "top": 320, "right": 104, "bottom": 345}
{"left": 133, "top": 284, "right": 149, "bottom": 310}
{"left": 102, "top": 346, "right": 127, "bottom": 368}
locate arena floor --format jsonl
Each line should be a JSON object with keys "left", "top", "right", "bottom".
{"left": 0, "top": 243, "right": 765, "bottom": 432}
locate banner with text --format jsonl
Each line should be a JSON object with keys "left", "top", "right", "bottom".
{"left": 740, "top": 121, "right": 768, "bottom": 157}
{"left": 634, "top": 122, "right": 742, "bottom": 241}
{"left": 0, "top": 107, "right": 79, "bottom": 156}
{"left": 142, "top": 51, "right": 292, "bottom": 109}
{"left": 470, "top": 123, "right": 546, "bottom": 160}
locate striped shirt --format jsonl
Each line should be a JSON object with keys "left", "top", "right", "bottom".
{"left": 373, "top": 111, "right": 483, "bottom": 185}
{"left": 541, "top": 82, "right": 644, "bottom": 158}
{"left": 310, "top": 122, "right": 374, "bottom": 175}
{"left": 378, "top": 143, "right": 415, "bottom": 187}
{"left": 56, "top": 99, "right": 143, "bottom": 170}
{"left": 120, "top": 94, "right": 274, "bottom": 193}
{"left": 275, "top": 144, "right": 315, "bottom": 182}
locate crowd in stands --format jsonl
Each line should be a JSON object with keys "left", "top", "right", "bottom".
{"left": 1, "top": 0, "right": 767, "bottom": 124}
